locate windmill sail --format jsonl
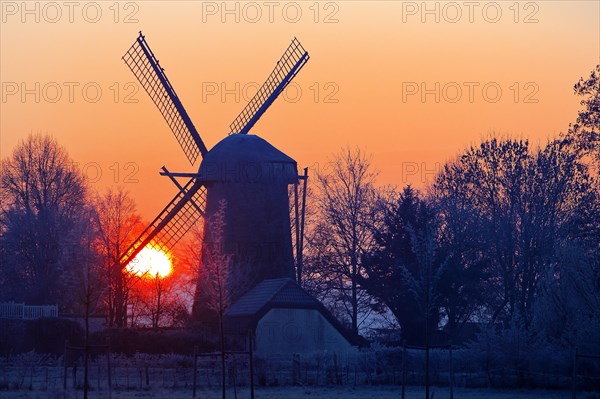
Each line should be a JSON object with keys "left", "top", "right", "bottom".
{"left": 119, "top": 179, "right": 206, "bottom": 269}
{"left": 123, "top": 33, "right": 208, "bottom": 164}
{"left": 229, "top": 38, "right": 309, "bottom": 135}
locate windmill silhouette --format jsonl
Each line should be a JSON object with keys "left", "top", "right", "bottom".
{"left": 119, "top": 32, "right": 310, "bottom": 313}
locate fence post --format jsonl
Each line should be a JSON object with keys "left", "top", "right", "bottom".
{"left": 249, "top": 330, "right": 255, "bottom": 399}
{"left": 107, "top": 338, "right": 112, "bottom": 399}
{"left": 572, "top": 347, "right": 578, "bottom": 399}
{"left": 449, "top": 342, "right": 454, "bottom": 399}
{"left": 401, "top": 340, "right": 406, "bottom": 399}
{"left": 63, "top": 340, "right": 69, "bottom": 390}
{"left": 193, "top": 346, "right": 198, "bottom": 399}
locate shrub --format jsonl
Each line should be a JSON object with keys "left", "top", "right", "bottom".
{"left": 91, "top": 328, "right": 216, "bottom": 355}
{"left": 0, "top": 318, "right": 83, "bottom": 355}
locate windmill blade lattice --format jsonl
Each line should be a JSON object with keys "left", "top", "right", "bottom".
{"left": 119, "top": 179, "right": 207, "bottom": 269}
{"left": 229, "top": 38, "right": 309, "bottom": 135}
{"left": 123, "top": 33, "right": 208, "bottom": 164}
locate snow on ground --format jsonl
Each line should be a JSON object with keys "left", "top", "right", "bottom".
{"left": 0, "top": 386, "right": 582, "bottom": 399}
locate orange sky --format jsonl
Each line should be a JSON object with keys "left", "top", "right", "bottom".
{"left": 1, "top": 1, "right": 599, "bottom": 219}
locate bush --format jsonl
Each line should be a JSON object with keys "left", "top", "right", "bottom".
{"left": 0, "top": 319, "right": 31, "bottom": 355}
{"left": 0, "top": 318, "right": 83, "bottom": 355}
{"left": 461, "top": 323, "right": 572, "bottom": 389}
{"left": 91, "top": 328, "right": 216, "bottom": 355}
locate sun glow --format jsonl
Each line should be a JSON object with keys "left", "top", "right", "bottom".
{"left": 127, "top": 246, "right": 172, "bottom": 278}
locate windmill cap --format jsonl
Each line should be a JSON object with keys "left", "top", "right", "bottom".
{"left": 199, "top": 134, "right": 298, "bottom": 184}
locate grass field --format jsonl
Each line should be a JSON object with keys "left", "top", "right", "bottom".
{"left": 1, "top": 385, "right": 593, "bottom": 399}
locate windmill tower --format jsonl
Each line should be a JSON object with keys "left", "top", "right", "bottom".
{"left": 119, "top": 33, "right": 310, "bottom": 316}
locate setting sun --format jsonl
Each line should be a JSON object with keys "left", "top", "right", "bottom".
{"left": 127, "top": 247, "right": 172, "bottom": 279}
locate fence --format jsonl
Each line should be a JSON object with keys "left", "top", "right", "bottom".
{"left": 1, "top": 346, "right": 599, "bottom": 394}
{"left": 572, "top": 347, "right": 600, "bottom": 399}
{"left": 0, "top": 353, "right": 251, "bottom": 394}
{"left": 0, "top": 302, "right": 58, "bottom": 319}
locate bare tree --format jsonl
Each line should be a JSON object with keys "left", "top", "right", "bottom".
{"left": 194, "top": 199, "right": 232, "bottom": 399}
{"left": 0, "top": 133, "right": 87, "bottom": 308}
{"left": 182, "top": 221, "right": 205, "bottom": 304}
{"left": 146, "top": 275, "right": 167, "bottom": 329}
{"left": 433, "top": 137, "right": 596, "bottom": 330}
{"left": 566, "top": 64, "right": 599, "bottom": 168}
{"left": 71, "top": 206, "right": 103, "bottom": 399}
{"left": 131, "top": 265, "right": 187, "bottom": 328}
{"left": 532, "top": 242, "right": 600, "bottom": 346}
{"left": 305, "top": 147, "right": 382, "bottom": 335}
{"left": 93, "top": 187, "right": 143, "bottom": 327}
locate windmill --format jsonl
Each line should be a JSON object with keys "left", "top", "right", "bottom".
{"left": 119, "top": 32, "right": 310, "bottom": 314}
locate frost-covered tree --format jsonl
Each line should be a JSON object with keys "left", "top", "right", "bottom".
{"left": 132, "top": 270, "right": 184, "bottom": 328}
{"left": 304, "top": 147, "right": 383, "bottom": 335}
{"left": 0, "top": 133, "right": 87, "bottom": 308}
{"left": 566, "top": 64, "right": 600, "bottom": 166}
{"left": 194, "top": 199, "right": 231, "bottom": 399}
{"left": 360, "top": 187, "right": 445, "bottom": 345}
{"left": 433, "top": 136, "right": 597, "bottom": 333}
{"left": 93, "top": 187, "right": 143, "bottom": 327}
{"left": 70, "top": 205, "right": 103, "bottom": 399}
{"left": 434, "top": 138, "right": 532, "bottom": 325}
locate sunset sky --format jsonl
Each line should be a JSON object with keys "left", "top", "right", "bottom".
{"left": 1, "top": 1, "right": 599, "bottom": 220}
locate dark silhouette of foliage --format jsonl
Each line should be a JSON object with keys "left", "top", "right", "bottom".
{"left": 304, "top": 147, "right": 382, "bottom": 335}
{"left": 360, "top": 187, "right": 447, "bottom": 346}
{"left": 93, "top": 187, "right": 143, "bottom": 327}
{"left": 567, "top": 64, "right": 600, "bottom": 161}
{"left": 0, "top": 134, "right": 87, "bottom": 308}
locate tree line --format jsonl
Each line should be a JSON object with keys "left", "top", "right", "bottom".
{"left": 1, "top": 65, "right": 598, "bottom": 351}
{"left": 302, "top": 65, "right": 599, "bottom": 348}
{"left": 0, "top": 136, "right": 190, "bottom": 328}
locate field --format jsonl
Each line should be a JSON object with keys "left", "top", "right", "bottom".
{"left": 0, "top": 386, "right": 588, "bottom": 399}
{"left": 2, "top": 350, "right": 598, "bottom": 399}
